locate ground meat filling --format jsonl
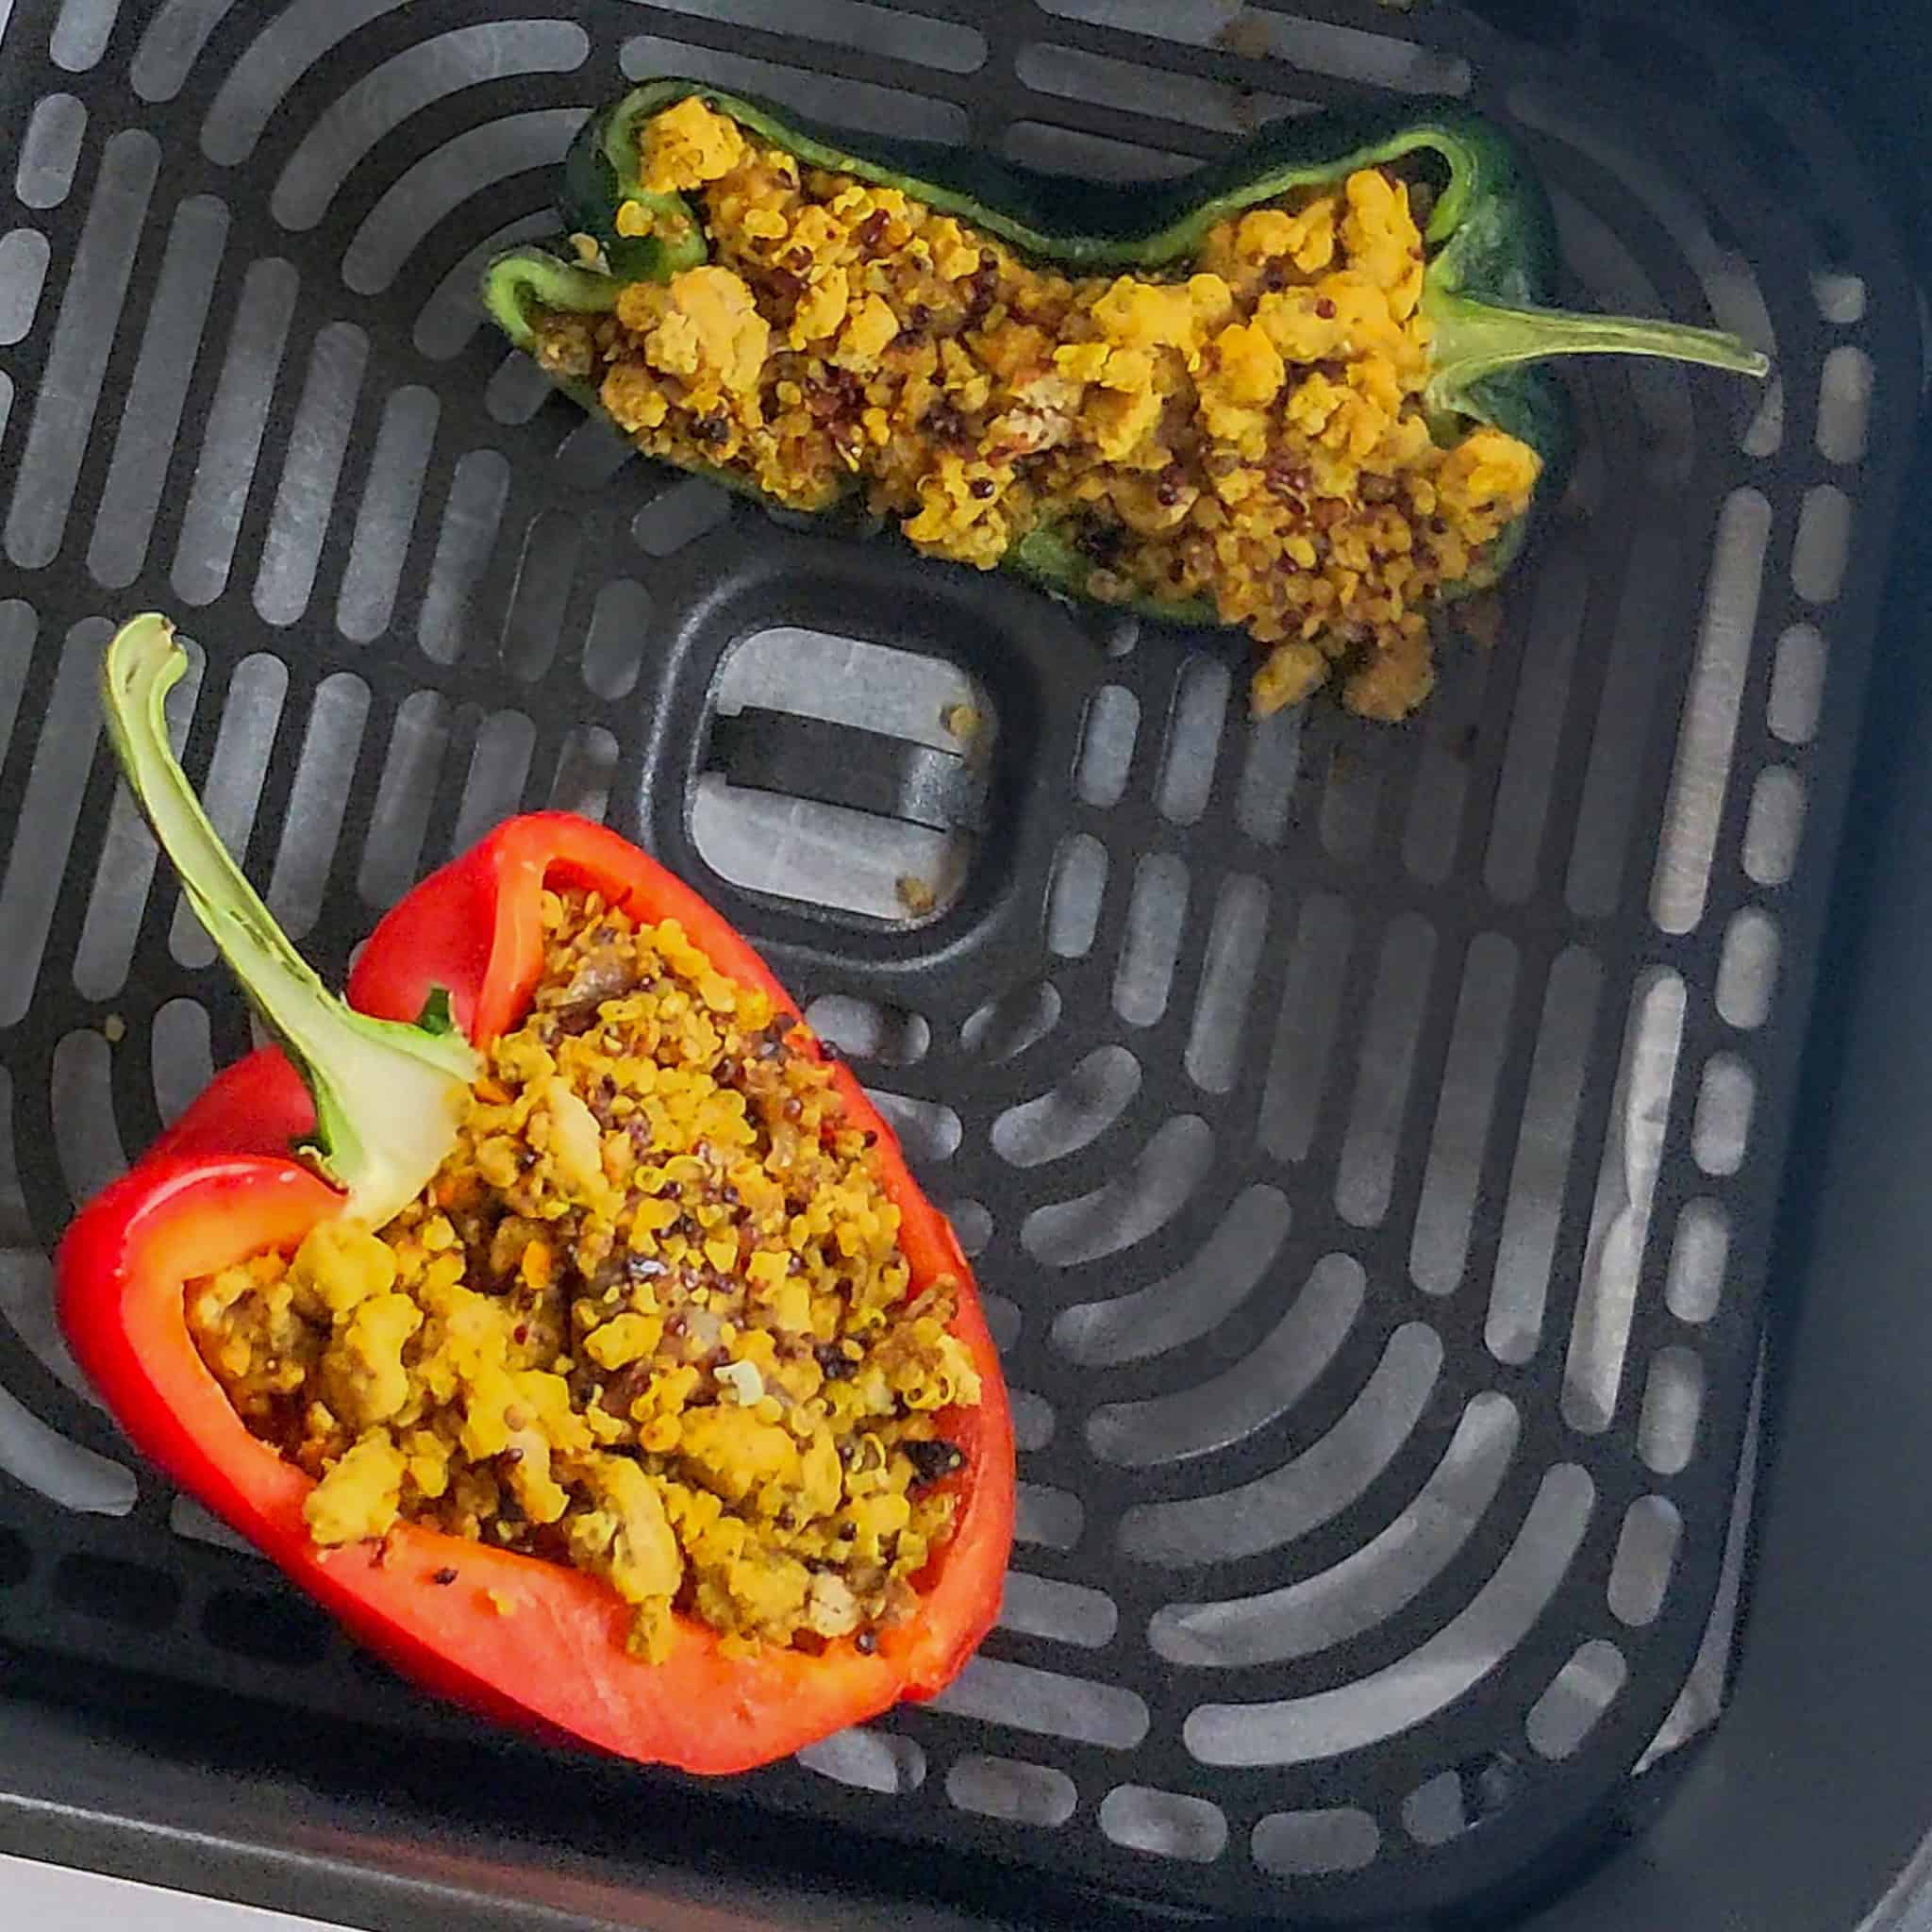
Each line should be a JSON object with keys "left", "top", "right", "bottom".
{"left": 188, "top": 890, "right": 982, "bottom": 1661}
{"left": 531, "top": 96, "right": 1542, "bottom": 722}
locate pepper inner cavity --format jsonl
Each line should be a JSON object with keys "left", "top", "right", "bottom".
{"left": 533, "top": 96, "right": 1541, "bottom": 721}
{"left": 187, "top": 889, "right": 982, "bottom": 1660}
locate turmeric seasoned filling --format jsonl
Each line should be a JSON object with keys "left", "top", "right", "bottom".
{"left": 532, "top": 96, "right": 1541, "bottom": 721}
{"left": 188, "top": 890, "right": 981, "bottom": 1660}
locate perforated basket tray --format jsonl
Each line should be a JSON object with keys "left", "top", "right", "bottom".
{"left": 0, "top": 0, "right": 1922, "bottom": 1924}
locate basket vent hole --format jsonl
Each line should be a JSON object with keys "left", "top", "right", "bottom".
{"left": 1046, "top": 833, "right": 1108, "bottom": 958}
{"left": 1665, "top": 1199, "right": 1730, "bottom": 1324}
{"left": 1742, "top": 766, "right": 1805, "bottom": 890}
{"left": 203, "top": 1588, "right": 332, "bottom": 1667}
{"left": 1411, "top": 934, "right": 1518, "bottom": 1297}
{"left": 860, "top": 1091, "right": 959, "bottom": 1164}
{"left": 938, "top": 1656, "right": 1146, "bottom": 1748}
{"left": 1653, "top": 490, "right": 1771, "bottom": 936}
{"left": 1008, "top": 1391, "right": 1056, "bottom": 1454}
{"left": 1100, "top": 1786, "right": 1228, "bottom": 1863}
{"left": 17, "top": 92, "right": 86, "bottom": 208}
{"left": 267, "top": 673, "right": 371, "bottom": 936}
{"left": 796, "top": 1728, "right": 926, "bottom": 1793}
{"left": 1236, "top": 706, "right": 1304, "bottom": 845}
{"left": 170, "top": 1495, "right": 258, "bottom": 1557}
{"left": 622, "top": 37, "right": 967, "bottom": 143}
{"left": 1259, "top": 893, "right": 1352, "bottom": 1163}
{"left": 1488, "top": 948, "right": 1604, "bottom": 1367}
{"left": 1692, "top": 1054, "right": 1756, "bottom": 1178}
{"left": 53, "top": 1030, "right": 127, "bottom": 1204}
{"left": 152, "top": 999, "right": 214, "bottom": 1128}
{"left": 1817, "top": 346, "right": 1874, "bottom": 465}
{"left": 0, "top": 618, "right": 110, "bottom": 1026}
{"left": 1608, "top": 1494, "right": 1682, "bottom": 1627}
{"left": 1402, "top": 1770, "right": 1468, "bottom": 1845}
{"left": 54, "top": 1555, "right": 179, "bottom": 1631}
{"left": 1014, "top": 1483, "right": 1084, "bottom": 1551}
{"left": 945, "top": 1756, "right": 1076, "bottom": 1826}
{"left": 414, "top": 213, "right": 557, "bottom": 364}
{"left": 804, "top": 996, "right": 929, "bottom": 1067}
{"left": 337, "top": 385, "right": 440, "bottom": 644}
{"left": 999, "top": 1572, "right": 1116, "bottom": 1649}
{"left": 501, "top": 511, "right": 579, "bottom": 680}
{"left": 0, "top": 1371, "right": 137, "bottom": 1515}
{"left": 485, "top": 352, "right": 554, "bottom": 426}
{"left": 1339, "top": 911, "right": 1436, "bottom": 1229}
{"left": 1185, "top": 873, "right": 1270, "bottom": 1095}
{"left": 1251, "top": 1807, "right": 1379, "bottom": 1877}
{"left": 1088, "top": 1250, "right": 1362, "bottom": 1470}
{"left": 1793, "top": 485, "right": 1853, "bottom": 606}
{"left": 420, "top": 450, "right": 512, "bottom": 667}
{"left": 1318, "top": 742, "right": 1382, "bottom": 863}
{"left": 1053, "top": 1182, "right": 1291, "bottom": 1369}
{"left": 452, "top": 710, "right": 537, "bottom": 855}
{"left": 552, "top": 414, "right": 636, "bottom": 492}
{"left": 981, "top": 1292, "right": 1021, "bottom": 1353}
{"left": 253, "top": 320, "right": 369, "bottom": 626}
{"left": 1717, "top": 908, "right": 1779, "bottom": 1030}
{"left": 632, "top": 477, "right": 730, "bottom": 558}
{"left": 1151, "top": 1389, "right": 1518, "bottom": 1670}
{"left": 1527, "top": 1641, "right": 1627, "bottom": 1761}
{"left": 1770, "top": 624, "right": 1826, "bottom": 746}
{"left": 0, "top": 1527, "right": 28, "bottom": 1588}
{"left": 1158, "top": 658, "right": 1231, "bottom": 826}
{"left": 170, "top": 654, "right": 288, "bottom": 969}
{"left": 961, "top": 981, "right": 1060, "bottom": 1061}
{"left": 359, "top": 691, "right": 451, "bottom": 908}
{"left": 1017, "top": 41, "right": 1298, "bottom": 137}
{"left": 1486, "top": 548, "right": 1591, "bottom": 904}
{"left": 992, "top": 1045, "right": 1140, "bottom": 1168}
{"left": 1022, "top": 1115, "right": 1211, "bottom": 1266}
{"left": 1000, "top": 121, "right": 1197, "bottom": 186}
{"left": 1638, "top": 1345, "right": 1705, "bottom": 1475}
{"left": 1740, "top": 375, "right": 1784, "bottom": 459}
{"left": 1562, "top": 968, "right": 1685, "bottom": 1431}
{"left": 1125, "top": 1320, "right": 1438, "bottom": 1568}
{"left": 941, "top": 1197, "right": 992, "bottom": 1257}
{"left": 1114, "top": 855, "right": 1189, "bottom": 1026}
{"left": 0, "top": 229, "right": 50, "bottom": 344}
{"left": 548, "top": 724, "right": 618, "bottom": 824}
{"left": 1075, "top": 684, "right": 1139, "bottom": 808}
{"left": 1812, "top": 270, "right": 1867, "bottom": 326}
{"left": 580, "top": 577, "right": 653, "bottom": 701}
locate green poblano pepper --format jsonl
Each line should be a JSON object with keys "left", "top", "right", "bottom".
{"left": 483, "top": 82, "right": 1767, "bottom": 647}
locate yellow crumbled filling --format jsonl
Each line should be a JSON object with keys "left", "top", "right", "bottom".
{"left": 188, "top": 891, "right": 981, "bottom": 1660}
{"left": 532, "top": 96, "right": 1541, "bottom": 721}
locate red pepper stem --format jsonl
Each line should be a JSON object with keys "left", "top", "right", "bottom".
{"left": 100, "top": 615, "right": 479, "bottom": 1228}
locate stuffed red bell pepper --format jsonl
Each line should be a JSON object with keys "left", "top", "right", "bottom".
{"left": 58, "top": 614, "right": 1013, "bottom": 1773}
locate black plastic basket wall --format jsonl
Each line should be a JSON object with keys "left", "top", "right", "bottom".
{"left": 0, "top": 0, "right": 1920, "bottom": 1924}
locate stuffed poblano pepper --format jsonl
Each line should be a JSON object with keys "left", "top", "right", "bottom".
{"left": 484, "top": 85, "right": 1767, "bottom": 720}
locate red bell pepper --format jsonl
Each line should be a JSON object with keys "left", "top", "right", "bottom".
{"left": 58, "top": 615, "right": 1013, "bottom": 1774}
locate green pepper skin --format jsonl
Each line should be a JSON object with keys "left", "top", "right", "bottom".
{"left": 484, "top": 82, "right": 1766, "bottom": 637}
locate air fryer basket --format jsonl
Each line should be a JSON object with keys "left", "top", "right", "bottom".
{"left": 0, "top": 0, "right": 1925, "bottom": 1925}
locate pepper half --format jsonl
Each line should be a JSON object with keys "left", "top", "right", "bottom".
{"left": 57, "top": 614, "right": 1013, "bottom": 1773}
{"left": 482, "top": 83, "right": 1767, "bottom": 653}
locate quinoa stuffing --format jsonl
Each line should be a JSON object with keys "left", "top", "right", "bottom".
{"left": 531, "top": 96, "right": 1541, "bottom": 721}
{"left": 188, "top": 889, "right": 983, "bottom": 1662}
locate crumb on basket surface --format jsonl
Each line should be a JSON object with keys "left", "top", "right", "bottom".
{"left": 531, "top": 96, "right": 1540, "bottom": 721}
{"left": 188, "top": 888, "right": 981, "bottom": 1661}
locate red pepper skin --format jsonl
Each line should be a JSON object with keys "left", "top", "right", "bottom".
{"left": 58, "top": 813, "right": 1013, "bottom": 1773}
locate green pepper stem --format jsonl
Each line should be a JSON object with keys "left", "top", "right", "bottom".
{"left": 101, "top": 616, "right": 479, "bottom": 1228}
{"left": 1424, "top": 287, "right": 1770, "bottom": 414}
